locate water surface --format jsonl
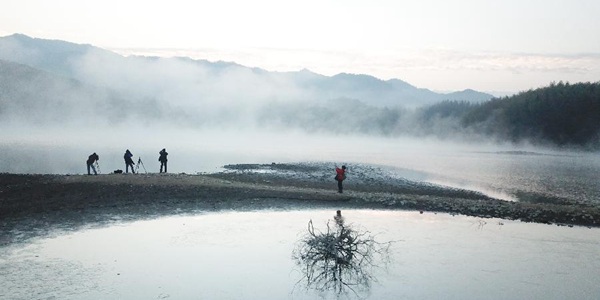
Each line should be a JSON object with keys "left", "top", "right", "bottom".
{"left": 2, "top": 209, "right": 599, "bottom": 299}
{"left": 1, "top": 132, "right": 599, "bottom": 204}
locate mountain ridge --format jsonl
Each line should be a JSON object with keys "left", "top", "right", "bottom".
{"left": 0, "top": 33, "right": 494, "bottom": 107}
{"left": 1, "top": 54, "right": 598, "bottom": 149}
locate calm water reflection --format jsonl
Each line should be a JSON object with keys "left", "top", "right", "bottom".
{"left": 293, "top": 211, "right": 393, "bottom": 297}
{"left": 1, "top": 209, "right": 599, "bottom": 300}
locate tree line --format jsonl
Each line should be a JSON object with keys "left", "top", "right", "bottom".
{"left": 461, "top": 81, "right": 600, "bottom": 148}
{"left": 261, "top": 82, "right": 600, "bottom": 149}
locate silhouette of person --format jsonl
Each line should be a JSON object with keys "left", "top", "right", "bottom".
{"left": 335, "top": 165, "right": 347, "bottom": 193}
{"left": 124, "top": 149, "right": 135, "bottom": 174}
{"left": 159, "top": 148, "right": 168, "bottom": 173}
{"left": 86, "top": 152, "right": 99, "bottom": 175}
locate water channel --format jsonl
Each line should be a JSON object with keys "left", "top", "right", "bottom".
{"left": 2, "top": 209, "right": 599, "bottom": 299}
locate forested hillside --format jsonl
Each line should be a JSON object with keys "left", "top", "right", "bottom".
{"left": 257, "top": 82, "right": 600, "bottom": 149}
{"left": 462, "top": 82, "right": 600, "bottom": 148}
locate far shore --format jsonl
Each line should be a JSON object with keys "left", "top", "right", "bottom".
{"left": 1, "top": 168, "right": 599, "bottom": 246}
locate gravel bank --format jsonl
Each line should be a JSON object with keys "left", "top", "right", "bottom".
{"left": 1, "top": 163, "right": 598, "bottom": 245}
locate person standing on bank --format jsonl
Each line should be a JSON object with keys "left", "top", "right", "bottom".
{"left": 335, "top": 165, "right": 347, "bottom": 193}
{"left": 159, "top": 148, "right": 168, "bottom": 173}
{"left": 124, "top": 149, "right": 135, "bottom": 174}
{"left": 86, "top": 152, "right": 99, "bottom": 175}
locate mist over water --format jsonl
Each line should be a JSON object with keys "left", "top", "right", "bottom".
{"left": 2, "top": 34, "right": 600, "bottom": 300}
{"left": 1, "top": 124, "right": 599, "bottom": 206}
{"left": 2, "top": 36, "right": 496, "bottom": 140}
{"left": 1, "top": 35, "right": 599, "bottom": 205}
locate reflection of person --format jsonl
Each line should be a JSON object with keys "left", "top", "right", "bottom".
{"left": 159, "top": 148, "right": 168, "bottom": 173}
{"left": 86, "top": 152, "right": 99, "bottom": 175}
{"left": 334, "top": 210, "right": 344, "bottom": 226}
{"left": 124, "top": 149, "right": 135, "bottom": 174}
{"left": 335, "top": 165, "right": 347, "bottom": 193}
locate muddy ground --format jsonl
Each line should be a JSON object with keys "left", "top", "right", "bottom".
{"left": 1, "top": 162, "right": 599, "bottom": 246}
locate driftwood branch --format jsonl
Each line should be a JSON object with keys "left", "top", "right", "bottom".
{"left": 293, "top": 211, "right": 393, "bottom": 297}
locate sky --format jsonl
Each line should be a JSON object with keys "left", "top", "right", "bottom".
{"left": 2, "top": 0, "right": 600, "bottom": 95}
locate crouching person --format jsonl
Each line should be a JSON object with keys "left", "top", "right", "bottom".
{"left": 87, "top": 152, "right": 99, "bottom": 175}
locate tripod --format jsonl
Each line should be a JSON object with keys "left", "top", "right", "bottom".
{"left": 136, "top": 157, "right": 148, "bottom": 174}
{"left": 95, "top": 161, "right": 101, "bottom": 174}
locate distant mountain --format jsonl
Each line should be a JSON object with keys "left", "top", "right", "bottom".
{"left": 444, "top": 89, "right": 495, "bottom": 102}
{"left": 0, "top": 59, "right": 127, "bottom": 124}
{"left": 0, "top": 34, "right": 494, "bottom": 108}
{"left": 0, "top": 33, "right": 121, "bottom": 80}
{"left": 1, "top": 52, "right": 598, "bottom": 148}
{"left": 0, "top": 34, "right": 504, "bottom": 143}
{"left": 0, "top": 59, "right": 196, "bottom": 126}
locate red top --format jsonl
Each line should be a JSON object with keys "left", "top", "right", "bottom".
{"left": 336, "top": 167, "right": 345, "bottom": 181}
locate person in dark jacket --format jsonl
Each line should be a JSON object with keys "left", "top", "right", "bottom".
{"left": 124, "top": 149, "right": 135, "bottom": 174}
{"left": 159, "top": 148, "right": 168, "bottom": 173}
{"left": 86, "top": 152, "right": 99, "bottom": 175}
{"left": 335, "top": 165, "right": 347, "bottom": 193}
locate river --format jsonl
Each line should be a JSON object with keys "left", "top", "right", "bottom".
{"left": 1, "top": 129, "right": 598, "bottom": 205}
{"left": 1, "top": 209, "right": 599, "bottom": 299}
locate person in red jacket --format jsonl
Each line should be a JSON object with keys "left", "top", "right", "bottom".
{"left": 335, "top": 165, "right": 347, "bottom": 193}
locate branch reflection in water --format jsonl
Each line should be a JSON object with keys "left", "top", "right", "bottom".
{"left": 293, "top": 210, "right": 394, "bottom": 298}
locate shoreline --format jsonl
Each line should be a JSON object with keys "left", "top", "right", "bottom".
{"left": 1, "top": 167, "right": 599, "bottom": 246}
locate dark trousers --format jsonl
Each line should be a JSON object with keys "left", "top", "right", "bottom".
{"left": 337, "top": 180, "right": 343, "bottom": 193}
{"left": 160, "top": 161, "right": 167, "bottom": 173}
{"left": 87, "top": 163, "right": 97, "bottom": 175}
{"left": 126, "top": 162, "right": 135, "bottom": 173}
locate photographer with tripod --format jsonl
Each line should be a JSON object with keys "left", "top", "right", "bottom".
{"left": 124, "top": 149, "right": 135, "bottom": 174}
{"left": 86, "top": 152, "right": 99, "bottom": 175}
